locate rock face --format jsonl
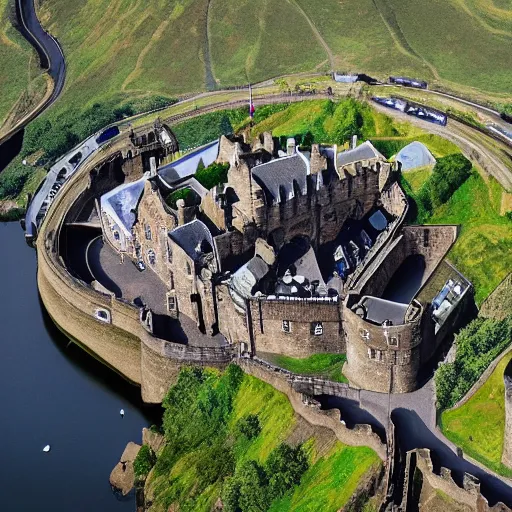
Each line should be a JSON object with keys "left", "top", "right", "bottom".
{"left": 110, "top": 441, "right": 141, "bottom": 495}
{"left": 502, "top": 360, "right": 512, "bottom": 468}
{"left": 142, "top": 428, "right": 165, "bottom": 454}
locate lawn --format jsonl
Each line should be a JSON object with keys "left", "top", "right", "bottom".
{"left": 441, "top": 351, "right": 512, "bottom": 477}
{"left": 426, "top": 174, "right": 512, "bottom": 305}
{"left": 272, "top": 354, "right": 348, "bottom": 383}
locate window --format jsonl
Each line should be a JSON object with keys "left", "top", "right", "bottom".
{"left": 167, "top": 242, "right": 173, "bottom": 263}
{"left": 423, "top": 229, "right": 429, "bottom": 247}
{"left": 402, "top": 351, "right": 411, "bottom": 364}
{"left": 113, "top": 230, "right": 120, "bottom": 241}
{"left": 148, "top": 249, "right": 156, "bottom": 265}
{"left": 390, "top": 351, "right": 398, "bottom": 365}
{"left": 282, "top": 320, "right": 291, "bottom": 333}
{"left": 368, "top": 348, "right": 376, "bottom": 360}
{"left": 145, "top": 224, "right": 152, "bottom": 240}
{"left": 186, "top": 261, "right": 192, "bottom": 275}
{"left": 167, "top": 294, "right": 176, "bottom": 312}
{"left": 95, "top": 308, "right": 111, "bottom": 323}
{"left": 389, "top": 335, "right": 399, "bottom": 347}
{"left": 311, "top": 322, "right": 323, "bottom": 336}
{"left": 360, "top": 328, "right": 370, "bottom": 340}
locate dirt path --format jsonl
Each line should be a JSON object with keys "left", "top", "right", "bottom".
{"left": 289, "top": 0, "right": 336, "bottom": 72}
{"left": 203, "top": 0, "right": 216, "bottom": 91}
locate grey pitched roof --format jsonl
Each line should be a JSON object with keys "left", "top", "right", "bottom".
{"left": 168, "top": 219, "right": 214, "bottom": 262}
{"left": 100, "top": 175, "right": 146, "bottom": 237}
{"left": 251, "top": 153, "right": 308, "bottom": 203}
{"left": 360, "top": 296, "right": 408, "bottom": 326}
{"left": 396, "top": 141, "right": 436, "bottom": 170}
{"left": 159, "top": 140, "right": 219, "bottom": 186}
{"left": 230, "top": 256, "right": 269, "bottom": 299}
{"left": 337, "top": 141, "right": 384, "bottom": 168}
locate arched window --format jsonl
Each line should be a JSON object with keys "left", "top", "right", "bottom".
{"left": 95, "top": 308, "right": 111, "bottom": 323}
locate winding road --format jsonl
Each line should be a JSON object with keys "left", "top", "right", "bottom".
{"left": 0, "top": 0, "right": 65, "bottom": 145}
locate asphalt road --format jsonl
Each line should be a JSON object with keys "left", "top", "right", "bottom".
{"left": 0, "top": 0, "right": 66, "bottom": 146}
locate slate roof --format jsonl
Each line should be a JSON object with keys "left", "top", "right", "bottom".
{"left": 360, "top": 296, "right": 409, "bottom": 326}
{"left": 230, "top": 256, "right": 269, "bottom": 299}
{"left": 100, "top": 175, "right": 147, "bottom": 237}
{"left": 168, "top": 219, "right": 214, "bottom": 262}
{"left": 159, "top": 140, "right": 219, "bottom": 186}
{"left": 337, "top": 141, "right": 384, "bottom": 168}
{"left": 251, "top": 153, "right": 308, "bottom": 203}
{"left": 396, "top": 141, "right": 436, "bottom": 170}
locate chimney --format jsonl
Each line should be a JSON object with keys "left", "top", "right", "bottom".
{"left": 176, "top": 199, "right": 186, "bottom": 225}
{"left": 351, "top": 135, "right": 358, "bottom": 150}
{"left": 286, "top": 138, "right": 296, "bottom": 156}
{"left": 149, "top": 156, "right": 157, "bottom": 177}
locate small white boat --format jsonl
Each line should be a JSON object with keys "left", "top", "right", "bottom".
{"left": 43, "top": 445, "right": 51, "bottom": 452}
{"left": 120, "top": 409, "right": 125, "bottom": 417}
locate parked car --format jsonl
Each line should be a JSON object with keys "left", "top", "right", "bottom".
{"left": 135, "top": 260, "right": 146, "bottom": 272}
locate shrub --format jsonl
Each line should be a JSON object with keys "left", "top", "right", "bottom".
{"left": 435, "top": 315, "right": 512, "bottom": 409}
{"left": 265, "top": 443, "right": 309, "bottom": 501}
{"left": 235, "top": 414, "right": 261, "bottom": 440}
{"left": 165, "top": 188, "right": 195, "bottom": 209}
{"left": 428, "top": 154, "right": 472, "bottom": 207}
{"left": 196, "top": 443, "right": 235, "bottom": 489}
{"left": 195, "top": 162, "right": 230, "bottom": 190}
{"left": 133, "top": 445, "right": 156, "bottom": 478}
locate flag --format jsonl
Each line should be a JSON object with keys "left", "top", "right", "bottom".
{"left": 249, "top": 84, "right": 255, "bottom": 118}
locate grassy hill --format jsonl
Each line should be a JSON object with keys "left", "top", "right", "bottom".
{"left": 0, "top": 0, "right": 47, "bottom": 127}
{"left": 441, "top": 351, "right": 512, "bottom": 478}
{"left": 142, "top": 365, "right": 381, "bottom": 512}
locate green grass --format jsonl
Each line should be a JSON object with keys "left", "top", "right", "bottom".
{"left": 441, "top": 351, "right": 512, "bottom": 477}
{"left": 272, "top": 354, "right": 348, "bottom": 383}
{"left": 427, "top": 173, "right": 512, "bottom": 305}
{"left": 268, "top": 442, "right": 380, "bottom": 512}
{"left": 0, "top": 0, "right": 46, "bottom": 125}
{"left": 147, "top": 371, "right": 379, "bottom": 512}
{"left": 402, "top": 167, "right": 432, "bottom": 193}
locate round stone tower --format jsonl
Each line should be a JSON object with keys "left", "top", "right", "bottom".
{"left": 502, "top": 359, "right": 512, "bottom": 467}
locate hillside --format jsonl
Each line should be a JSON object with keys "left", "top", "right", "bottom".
{"left": 0, "top": 0, "right": 47, "bottom": 128}
{"left": 140, "top": 365, "right": 381, "bottom": 512}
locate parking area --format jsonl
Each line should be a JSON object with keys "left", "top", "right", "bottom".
{"left": 87, "top": 237, "right": 169, "bottom": 315}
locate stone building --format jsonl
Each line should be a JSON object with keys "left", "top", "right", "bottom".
{"left": 92, "top": 131, "right": 472, "bottom": 393}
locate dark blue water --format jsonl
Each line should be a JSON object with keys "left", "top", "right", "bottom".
{"left": 0, "top": 222, "right": 155, "bottom": 512}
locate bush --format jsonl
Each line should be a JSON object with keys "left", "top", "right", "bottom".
{"left": 235, "top": 414, "right": 261, "bottom": 440}
{"left": 165, "top": 188, "right": 196, "bottom": 209}
{"left": 265, "top": 443, "right": 309, "bottom": 501}
{"left": 196, "top": 443, "right": 235, "bottom": 489}
{"left": 195, "top": 162, "right": 230, "bottom": 190}
{"left": 435, "top": 315, "right": 512, "bottom": 409}
{"left": 428, "top": 154, "right": 472, "bottom": 207}
{"left": 133, "top": 445, "right": 156, "bottom": 478}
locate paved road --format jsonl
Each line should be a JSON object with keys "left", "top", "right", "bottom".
{"left": 0, "top": 0, "right": 66, "bottom": 146}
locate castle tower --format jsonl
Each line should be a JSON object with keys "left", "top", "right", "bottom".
{"left": 502, "top": 359, "right": 512, "bottom": 467}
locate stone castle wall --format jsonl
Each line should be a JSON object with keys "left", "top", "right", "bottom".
{"left": 248, "top": 299, "right": 345, "bottom": 357}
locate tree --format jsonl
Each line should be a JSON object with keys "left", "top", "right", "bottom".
{"left": 237, "top": 460, "right": 269, "bottom": 512}
{"left": 265, "top": 443, "right": 309, "bottom": 501}
{"left": 133, "top": 445, "right": 156, "bottom": 478}
{"left": 236, "top": 414, "right": 261, "bottom": 440}
{"left": 428, "top": 154, "right": 472, "bottom": 207}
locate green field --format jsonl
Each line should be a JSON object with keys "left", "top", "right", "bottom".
{"left": 441, "top": 351, "right": 512, "bottom": 477}
{"left": 0, "top": 0, "right": 47, "bottom": 126}
{"left": 145, "top": 367, "right": 380, "bottom": 512}
{"left": 426, "top": 174, "right": 512, "bottom": 305}
{"left": 269, "top": 354, "right": 348, "bottom": 383}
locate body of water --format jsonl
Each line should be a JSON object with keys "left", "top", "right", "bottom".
{"left": 0, "top": 222, "right": 156, "bottom": 512}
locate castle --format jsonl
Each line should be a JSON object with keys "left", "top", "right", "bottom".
{"left": 38, "top": 123, "right": 472, "bottom": 401}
